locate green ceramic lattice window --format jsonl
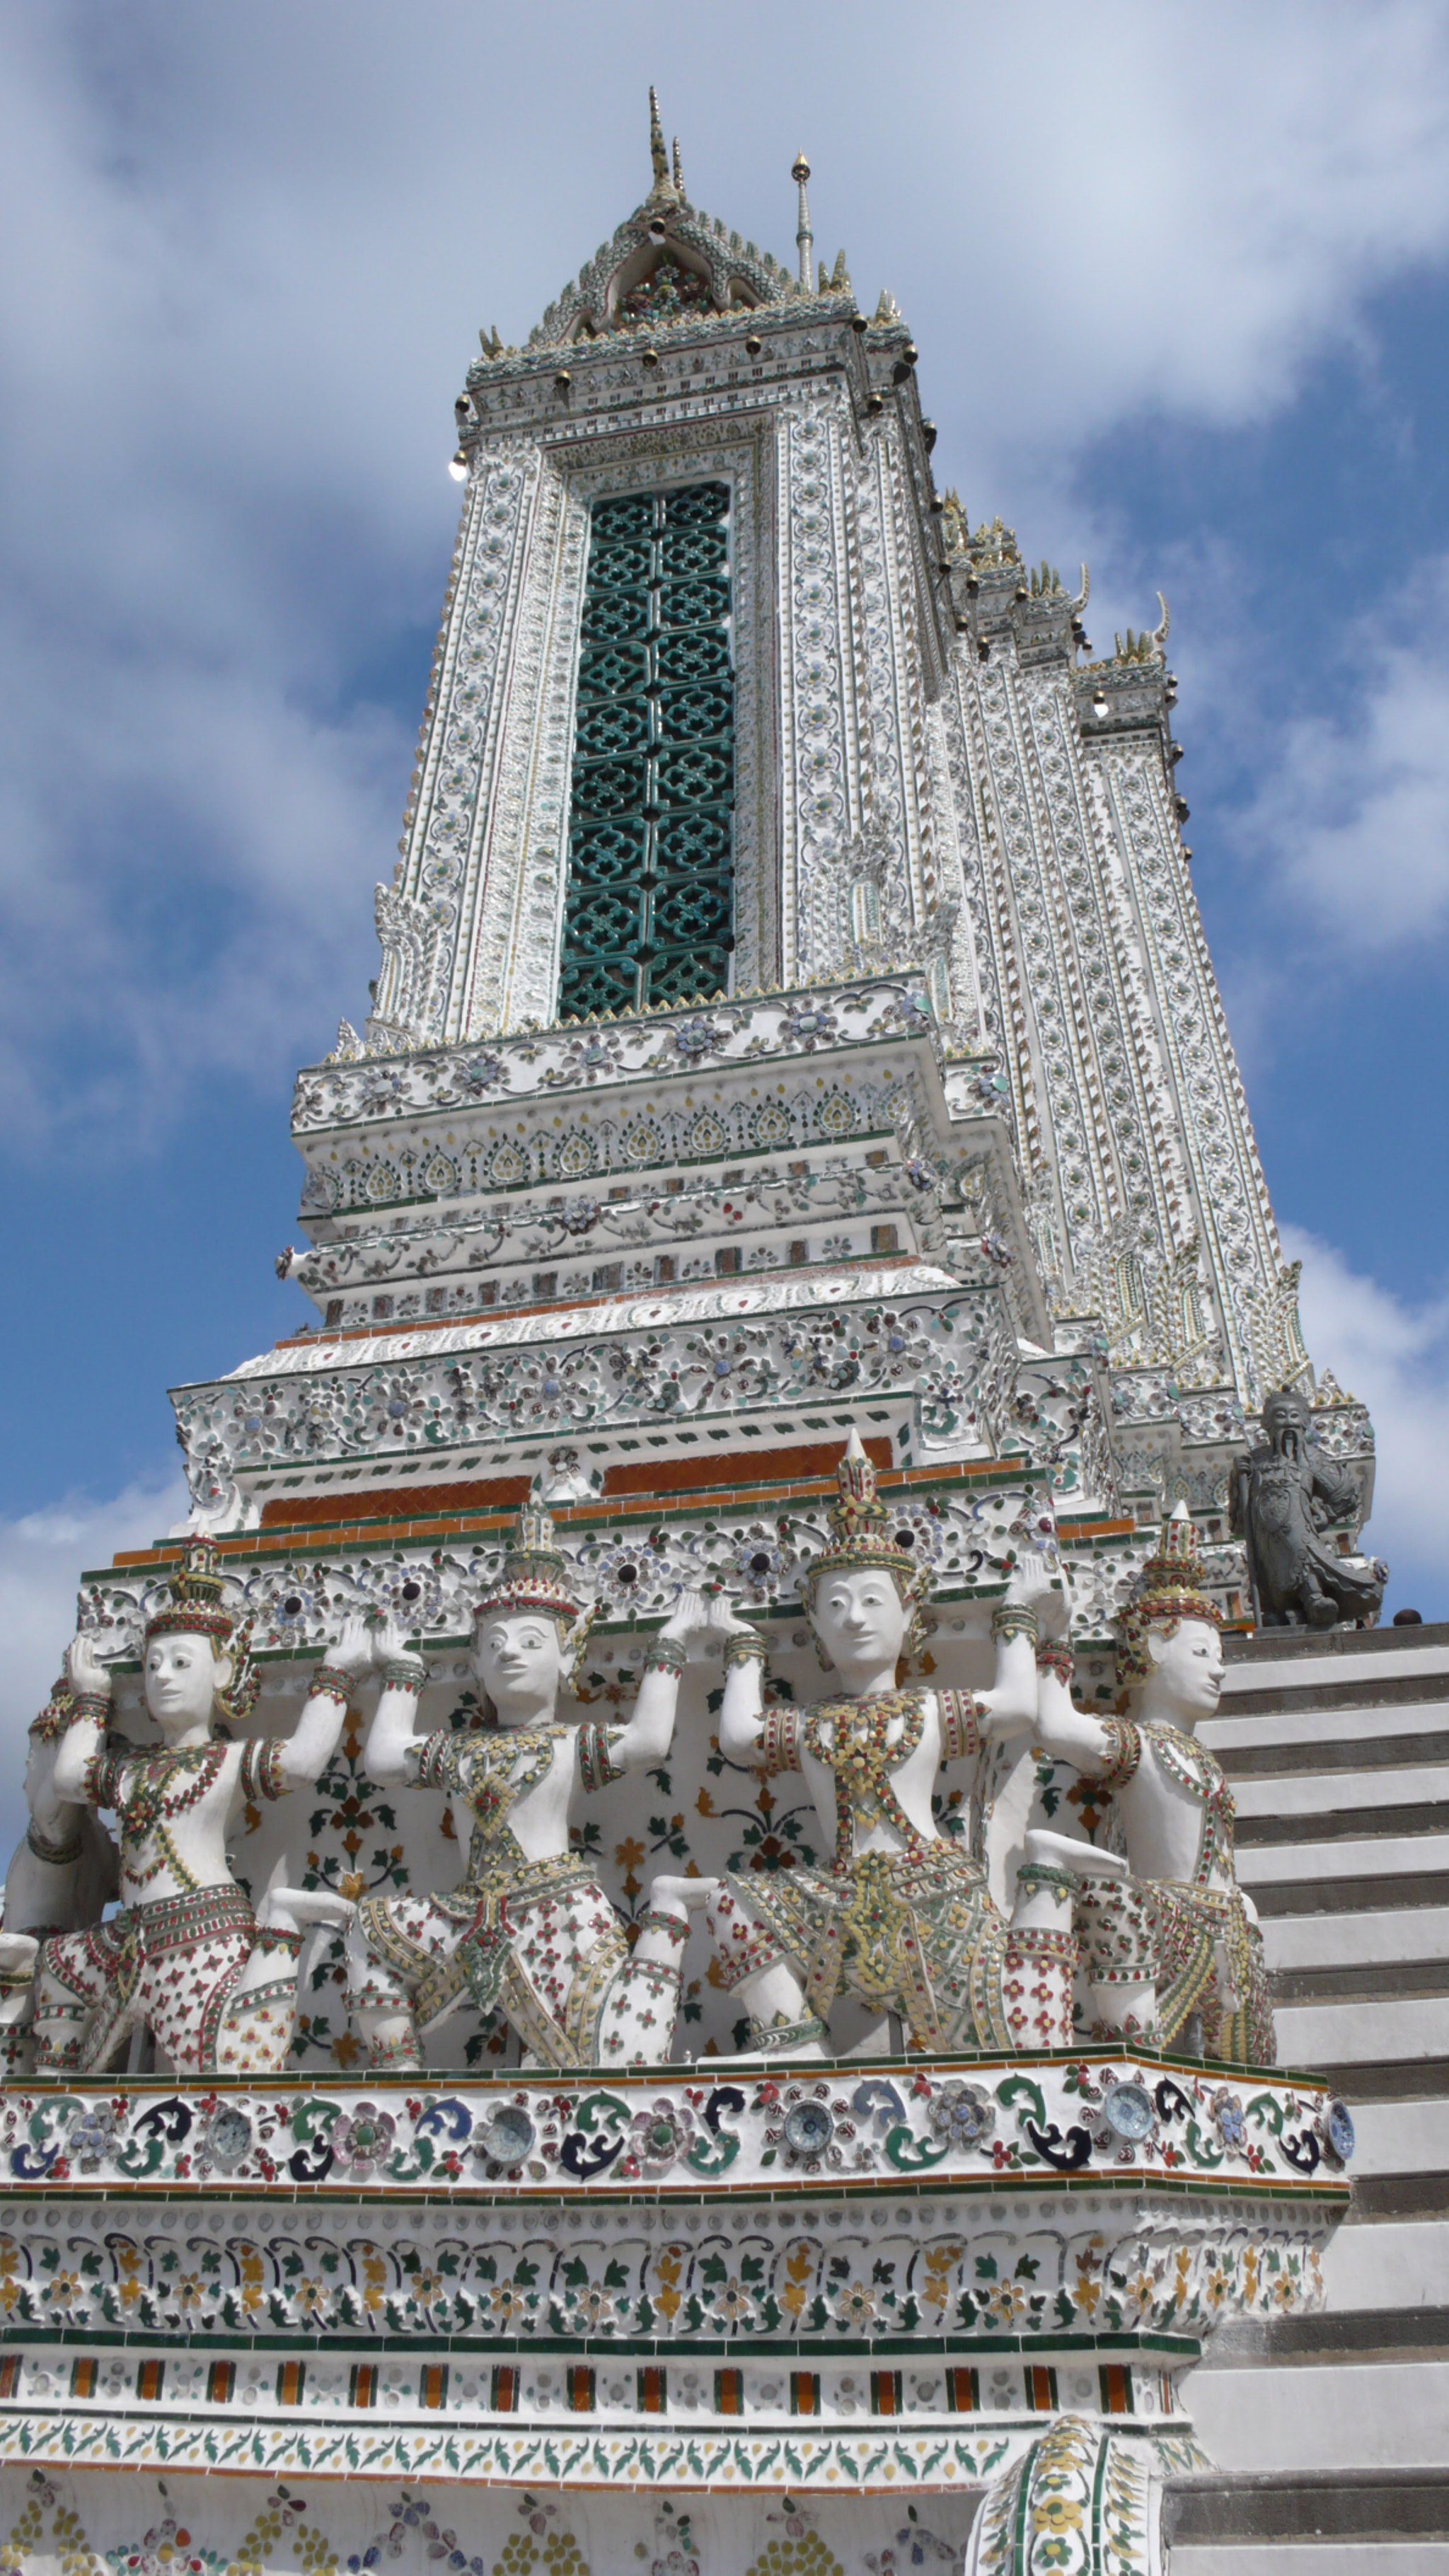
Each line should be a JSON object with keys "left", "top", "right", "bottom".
{"left": 558, "top": 481, "right": 734, "bottom": 1019}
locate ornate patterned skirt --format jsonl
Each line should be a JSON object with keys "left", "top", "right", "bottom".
{"left": 33, "top": 1885, "right": 258, "bottom": 2076}
{"left": 1076, "top": 1873, "right": 1276, "bottom": 2062}
{"left": 351, "top": 1855, "right": 684, "bottom": 2069}
{"left": 717, "top": 1843, "right": 1015, "bottom": 2053}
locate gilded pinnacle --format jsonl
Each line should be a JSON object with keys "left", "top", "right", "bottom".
{"left": 647, "top": 87, "right": 678, "bottom": 202}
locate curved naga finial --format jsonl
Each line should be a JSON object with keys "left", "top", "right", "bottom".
{"left": 1152, "top": 590, "right": 1170, "bottom": 651}
{"left": 1070, "top": 564, "right": 1090, "bottom": 616}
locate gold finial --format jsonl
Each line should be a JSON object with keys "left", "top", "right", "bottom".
{"left": 648, "top": 87, "right": 670, "bottom": 192}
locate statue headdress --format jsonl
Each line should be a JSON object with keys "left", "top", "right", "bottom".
{"left": 473, "top": 1505, "right": 595, "bottom": 1694}
{"left": 144, "top": 1540, "right": 258, "bottom": 1722}
{"left": 1116, "top": 1504, "right": 1222, "bottom": 1693}
{"left": 802, "top": 1432, "right": 930, "bottom": 1637}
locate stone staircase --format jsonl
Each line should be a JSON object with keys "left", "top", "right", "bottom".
{"left": 1166, "top": 1619, "right": 1449, "bottom": 2572}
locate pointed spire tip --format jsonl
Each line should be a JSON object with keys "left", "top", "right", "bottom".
{"left": 648, "top": 86, "right": 669, "bottom": 192}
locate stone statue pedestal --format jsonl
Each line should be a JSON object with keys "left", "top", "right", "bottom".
{"left": 0, "top": 2049, "right": 1352, "bottom": 2572}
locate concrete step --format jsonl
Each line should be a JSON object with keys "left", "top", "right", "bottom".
{"left": 1253, "top": 1866, "right": 1448, "bottom": 1917}
{"left": 1165, "top": 2467, "right": 1449, "bottom": 2550}
{"left": 1273, "top": 1960, "right": 1449, "bottom": 2005}
{"left": 1218, "top": 1722, "right": 1449, "bottom": 1774}
{"left": 1232, "top": 1762, "right": 1449, "bottom": 1822}
{"left": 1349, "top": 2097, "right": 1449, "bottom": 2175}
{"left": 1222, "top": 1622, "right": 1449, "bottom": 1691}
{"left": 1218, "top": 1666, "right": 1449, "bottom": 1719}
{"left": 1171, "top": 2553, "right": 1449, "bottom": 2574}
{"left": 1319, "top": 2055, "right": 1449, "bottom": 2101}
{"left": 1222, "top": 2307, "right": 1449, "bottom": 2360}
{"left": 1351, "top": 2171, "right": 1449, "bottom": 2217}
{"left": 1321, "top": 2214, "right": 1449, "bottom": 2309}
{"left": 1189, "top": 2357, "right": 1449, "bottom": 2472}
{"left": 1238, "top": 1832, "right": 1449, "bottom": 1883}
{"left": 1275, "top": 1992, "right": 1449, "bottom": 2065}
{"left": 1211, "top": 1660, "right": 1449, "bottom": 1741}
{"left": 1237, "top": 1800, "right": 1449, "bottom": 1847}
{"left": 1263, "top": 1906, "right": 1449, "bottom": 1973}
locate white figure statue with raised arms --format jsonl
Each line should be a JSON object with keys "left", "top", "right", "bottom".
{"left": 28, "top": 1542, "right": 355, "bottom": 2078}
{"left": 700, "top": 1432, "right": 1125, "bottom": 2058}
{"left": 0, "top": 1679, "right": 119, "bottom": 2076}
{"left": 345, "top": 1506, "right": 712, "bottom": 2071}
{"left": 1034, "top": 1506, "right": 1274, "bottom": 2061}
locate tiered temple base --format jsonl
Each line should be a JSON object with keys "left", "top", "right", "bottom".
{"left": 0, "top": 2052, "right": 1348, "bottom": 2572}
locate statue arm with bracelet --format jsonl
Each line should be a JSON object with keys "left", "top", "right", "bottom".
{"left": 710, "top": 1599, "right": 775, "bottom": 1768}
{"left": 974, "top": 1554, "right": 1066, "bottom": 1744}
{"left": 355, "top": 1622, "right": 434, "bottom": 1787}
{"left": 277, "top": 1618, "right": 376, "bottom": 1789}
{"left": 606, "top": 1588, "right": 713, "bottom": 1772}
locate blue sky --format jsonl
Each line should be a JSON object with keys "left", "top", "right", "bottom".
{"left": 1, "top": 0, "right": 1448, "bottom": 1733}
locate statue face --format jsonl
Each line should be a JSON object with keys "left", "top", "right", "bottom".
{"left": 473, "top": 1612, "right": 565, "bottom": 1726}
{"left": 144, "top": 1631, "right": 228, "bottom": 1734}
{"left": 809, "top": 1569, "right": 909, "bottom": 1675}
{"left": 1263, "top": 1391, "right": 1310, "bottom": 1456}
{"left": 1143, "top": 1617, "right": 1223, "bottom": 1718}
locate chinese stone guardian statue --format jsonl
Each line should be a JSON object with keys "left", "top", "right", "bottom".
{"left": 28, "top": 1542, "right": 357, "bottom": 2079}
{"left": 1034, "top": 1506, "right": 1275, "bottom": 2062}
{"left": 700, "top": 1432, "right": 1125, "bottom": 2060}
{"left": 1230, "top": 1384, "right": 1386, "bottom": 1628}
{"left": 345, "top": 1507, "right": 713, "bottom": 2071}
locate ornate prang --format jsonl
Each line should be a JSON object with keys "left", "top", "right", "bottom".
{"left": 7, "top": 107, "right": 1380, "bottom": 2576}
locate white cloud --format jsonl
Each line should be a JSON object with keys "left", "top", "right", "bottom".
{"left": 1, "top": 4, "right": 1449, "bottom": 1136}
{"left": 0, "top": 1474, "right": 189, "bottom": 1867}
{"left": 1236, "top": 557, "right": 1449, "bottom": 952}
{"left": 1286, "top": 1223, "right": 1449, "bottom": 1617}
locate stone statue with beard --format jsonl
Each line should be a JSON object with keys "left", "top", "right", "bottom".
{"left": 1230, "top": 1387, "right": 1386, "bottom": 1629}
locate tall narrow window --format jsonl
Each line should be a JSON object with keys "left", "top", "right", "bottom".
{"left": 558, "top": 482, "right": 734, "bottom": 1018}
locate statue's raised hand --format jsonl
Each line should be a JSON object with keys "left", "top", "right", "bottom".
{"left": 64, "top": 1635, "right": 112, "bottom": 1704}
{"left": 703, "top": 1590, "right": 763, "bottom": 1646}
{"left": 326, "top": 1617, "right": 381, "bottom": 1680}
{"left": 658, "top": 1587, "right": 715, "bottom": 1647}
{"left": 1001, "top": 1549, "right": 1068, "bottom": 1639}
{"left": 367, "top": 1616, "right": 414, "bottom": 1669}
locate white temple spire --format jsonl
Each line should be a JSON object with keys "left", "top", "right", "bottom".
{"left": 792, "top": 149, "right": 814, "bottom": 289}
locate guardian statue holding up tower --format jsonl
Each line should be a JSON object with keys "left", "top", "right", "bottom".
{"left": 698, "top": 1433, "right": 1126, "bottom": 2058}
{"left": 344, "top": 1506, "right": 712, "bottom": 2071}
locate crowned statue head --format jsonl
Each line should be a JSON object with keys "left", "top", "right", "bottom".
{"left": 142, "top": 1540, "right": 258, "bottom": 1740}
{"left": 1116, "top": 1505, "right": 1224, "bottom": 1726}
{"left": 470, "top": 1503, "right": 594, "bottom": 1730}
{"left": 800, "top": 1431, "right": 932, "bottom": 1683}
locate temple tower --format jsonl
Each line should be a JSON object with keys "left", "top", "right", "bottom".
{"left": 0, "top": 108, "right": 1407, "bottom": 2576}
{"left": 352, "top": 119, "right": 1366, "bottom": 1507}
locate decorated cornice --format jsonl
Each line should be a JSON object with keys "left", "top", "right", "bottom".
{"left": 0, "top": 2058, "right": 1349, "bottom": 2203}
{"left": 294, "top": 979, "right": 945, "bottom": 1136}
